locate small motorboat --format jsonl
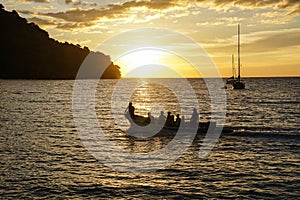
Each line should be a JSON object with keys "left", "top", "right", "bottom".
{"left": 125, "top": 113, "right": 234, "bottom": 137}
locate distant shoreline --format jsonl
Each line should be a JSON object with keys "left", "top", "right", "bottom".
{"left": 0, "top": 6, "right": 121, "bottom": 80}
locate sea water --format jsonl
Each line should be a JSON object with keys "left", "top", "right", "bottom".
{"left": 0, "top": 78, "right": 299, "bottom": 198}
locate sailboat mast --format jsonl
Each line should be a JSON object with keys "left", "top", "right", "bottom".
{"left": 237, "top": 24, "right": 241, "bottom": 81}
{"left": 232, "top": 24, "right": 245, "bottom": 89}
{"left": 232, "top": 54, "right": 235, "bottom": 79}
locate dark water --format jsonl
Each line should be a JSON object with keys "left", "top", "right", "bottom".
{"left": 0, "top": 78, "right": 299, "bottom": 199}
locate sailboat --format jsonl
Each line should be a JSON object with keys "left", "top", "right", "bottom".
{"left": 232, "top": 24, "right": 245, "bottom": 89}
{"left": 226, "top": 54, "right": 236, "bottom": 84}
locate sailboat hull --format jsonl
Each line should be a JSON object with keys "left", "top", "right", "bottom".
{"left": 233, "top": 81, "right": 245, "bottom": 89}
{"left": 226, "top": 78, "right": 236, "bottom": 84}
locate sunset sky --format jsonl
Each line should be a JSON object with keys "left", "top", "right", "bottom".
{"left": 1, "top": 0, "right": 300, "bottom": 77}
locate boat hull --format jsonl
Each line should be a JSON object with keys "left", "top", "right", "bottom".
{"left": 126, "top": 120, "right": 233, "bottom": 138}
{"left": 233, "top": 81, "right": 245, "bottom": 89}
{"left": 226, "top": 79, "right": 236, "bottom": 84}
{"left": 125, "top": 113, "right": 234, "bottom": 137}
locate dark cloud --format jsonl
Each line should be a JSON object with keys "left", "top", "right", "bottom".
{"left": 19, "top": 10, "right": 36, "bottom": 15}
{"left": 286, "top": 4, "right": 300, "bottom": 15}
{"left": 56, "top": 21, "right": 96, "bottom": 29}
{"left": 28, "top": 16, "right": 96, "bottom": 30}
{"left": 65, "top": 0, "right": 73, "bottom": 4}
{"left": 25, "top": 0, "right": 50, "bottom": 2}
{"left": 64, "top": 0, "right": 97, "bottom": 7}
{"left": 117, "top": 0, "right": 178, "bottom": 10}
{"left": 44, "top": 8, "right": 112, "bottom": 22}
{"left": 276, "top": 0, "right": 299, "bottom": 9}
{"left": 34, "top": 0, "right": 177, "bottom": 22}
{"left": 28, "top": 16, "right": 54, "bottom": 25}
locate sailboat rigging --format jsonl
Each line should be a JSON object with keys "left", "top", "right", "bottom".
{"left": 226, "top": 54, "right": 236, "bottom": 84}
{"left": 226, "top": 24, "right": 245, "bottom": 89}
{"left": 233, "top": 24, "right": 245, "bottom": 89}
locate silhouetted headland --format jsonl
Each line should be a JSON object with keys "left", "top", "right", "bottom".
{"left": 0, "top": 5, "right": 121, "bottom": 79}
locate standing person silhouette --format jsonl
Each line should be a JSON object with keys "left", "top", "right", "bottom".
{"left": 125, "top": 102, "right": 135, "bottom": 120}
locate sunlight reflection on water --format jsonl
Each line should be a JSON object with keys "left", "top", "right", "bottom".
{"left": 0, "top": 78, "right": 299, "bottom": 198}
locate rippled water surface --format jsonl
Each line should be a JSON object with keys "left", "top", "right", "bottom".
{"left": 0, "top": 78, "right": 299, "bottom": 199}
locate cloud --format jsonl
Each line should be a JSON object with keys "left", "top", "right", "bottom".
{"left": 195, "top": 0, "right": 300, "bottom": 14}
{"left": 28, "top": 16, "right": 55, "bottom": 25}
{"left": 27, "top": 0, "right": 179, "bottom": 22}
{"left": 276, "top": 0, "right": 299, "bottom": 9}
{"left": 194, "top": 0, "right": 298, "bottom": 8}
{"left": 116, "top": 0, "right": 178, "bottom": 10}
{"left": 25, "top": 0, "right": 50, "bottom": 2}
{"left": 205, "top": 28, "right": 300, "bottom": 54}
{"left": 43, "top": 8, "right": 103, "bottom": 22}
{"left": 244, "top": 29, "right": 300, "bottom": 52}
{"left": 28, "top": 16, "right": 96, "bottom": 30}
{"left": 23, "top": 0, "right": 299, "bottom": 24}
{"left": 18, "top": 0, "right": 299, "bottom": 31}
{"left": 19, "top": 10, "right": 36, "bottom": 15}
{"left": 33, "top": 5, "right": 53, "bottom": 10}
{"left": 253, "top": 10, "right": 295, "bottom": 24}
{"left": 56, "top": 21, "right": 96, "bottom": 30}
{"left": 64, "top": 0, "right": 97, "bottom": 7}
{"left": 287, "top": 4, "right": 300, "bottom": 15}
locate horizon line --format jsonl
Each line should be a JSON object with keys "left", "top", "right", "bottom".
{"left": 120, "top": 75, "right": 300, "bottom": 79}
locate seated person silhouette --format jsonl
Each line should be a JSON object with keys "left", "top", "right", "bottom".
{"left": 181, "top": 116, "right": 185, "bottom": 127}
{"left": 190, "top": 108, "right": 199, "bottom": 128}
{"left": 145, "top": 112, "right": 154, "bottom": 124}
{"left": 175, "top": 114, "right": 181, "bottom": 127}
{"left": 166, "top": 112, "right": 175, "bottom": 127}
{"left": 158, "top": 111, "right": 166, "bottom": 125}
{"left": 170, "top": 114, "right": 175, "bottom": 126}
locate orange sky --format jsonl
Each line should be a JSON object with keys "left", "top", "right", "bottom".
{"left": 1, "top": 0, "right": 300, "bottom": 77}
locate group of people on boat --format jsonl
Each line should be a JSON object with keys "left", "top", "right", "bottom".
{"left": 125, "top": 102, "right": 199, "bottom": 128}
{"left": 159, "top": 111, "right": 182, "bottom": 127}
